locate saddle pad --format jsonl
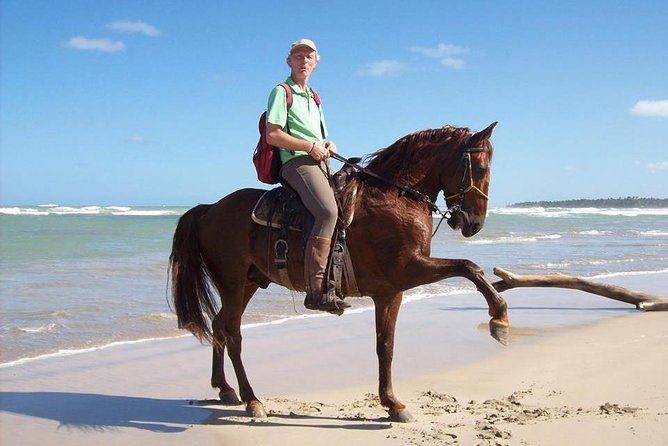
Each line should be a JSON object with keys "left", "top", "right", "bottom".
{"left": 251, "top": 187, "right": 309, "bottom": 231}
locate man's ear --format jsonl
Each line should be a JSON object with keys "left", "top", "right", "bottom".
{"left": 286, "top": 56, "right": 291, "bottom": 68}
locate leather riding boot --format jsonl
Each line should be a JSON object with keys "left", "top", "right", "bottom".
{"left": 303, "top": 236, "right": 351, "bottom": 313}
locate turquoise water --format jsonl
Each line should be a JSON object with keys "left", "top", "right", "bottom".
{"left": 1, "top": 204, "right": 667, "bottom": 365}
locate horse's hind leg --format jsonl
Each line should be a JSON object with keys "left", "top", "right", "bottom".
{"left": 211, "top": 280, "right": 260, "bottom": 408}
{"left": 211, "top": 314, "right": 241, "bottom": 405}
{"left": 218, "top": 282, "right": 266, "bottom": 418}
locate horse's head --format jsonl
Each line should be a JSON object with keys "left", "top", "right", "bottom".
{"left": 362, "top": 122, "right": 497, "bottom": 237}
{"left": 443, "top": 122, "right": 497, "bottom": 237}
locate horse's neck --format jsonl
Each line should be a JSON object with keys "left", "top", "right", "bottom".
{"left": 374, "top": 163, "right": 442, "bottom": 203}
{"left": 349, "top": 172, "right": 437, "bottom": 216}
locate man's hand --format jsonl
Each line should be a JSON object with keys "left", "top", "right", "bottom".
{"left": 309, "top": 140, "right": 337, "bottom": 161}
{"left": 324, "top": 140, "right": 337, "bottom": 155}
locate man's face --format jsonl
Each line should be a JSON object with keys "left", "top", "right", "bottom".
{"left": 287, "top": 48, "right": 318, "bottom": 78}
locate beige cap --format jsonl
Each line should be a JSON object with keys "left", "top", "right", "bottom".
{"left": 289, "top": 38, "right": 318, "bottom": 54}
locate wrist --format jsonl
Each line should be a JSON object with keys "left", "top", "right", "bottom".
{"left": 307, "top": 142, "right": 315, "bottom": 154}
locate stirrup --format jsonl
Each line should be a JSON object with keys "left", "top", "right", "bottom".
{"left": 304, "top": 293, "right": 350, "bottom": 315}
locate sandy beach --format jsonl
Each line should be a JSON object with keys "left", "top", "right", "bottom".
{"left": 1, "top": 272, "right": 667, "bottom": 445}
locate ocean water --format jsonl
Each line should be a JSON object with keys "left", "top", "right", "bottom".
{"left": 1, "top": 204, "right": 667, "bottom": 367}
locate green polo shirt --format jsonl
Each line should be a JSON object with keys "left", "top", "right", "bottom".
{"left": 266, "top": 77, "right": 328, "bottom": 165}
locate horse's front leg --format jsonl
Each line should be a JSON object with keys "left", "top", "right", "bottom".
{"left": 406, "top": 256, "right": 509, "bottom": 340}
{"left": 372, "top": 292, "right": 414, "bottom": 422}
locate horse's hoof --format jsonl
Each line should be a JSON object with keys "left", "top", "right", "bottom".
{"left": 246, "top": 401, "right": 267, "bottom": 418}
{"left": 218, "top": 388, "right": 242, "bottom": 405}
{"left": 489, "top": 318, "right": 510, "bottom": 346}
{"left": 388, "top": 408, "right": 415, "bottom": 423}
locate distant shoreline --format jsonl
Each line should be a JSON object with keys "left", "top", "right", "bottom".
{"left": 508, "top": 197, "right": 668, "bottom": 208}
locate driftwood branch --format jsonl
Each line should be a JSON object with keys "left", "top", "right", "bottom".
{"left": 491, "top": 267, "right": 668, "bottom": 312}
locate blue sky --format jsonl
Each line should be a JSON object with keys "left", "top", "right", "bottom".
{"left": 1, "top": 0, "right": 666, "bottom": 207}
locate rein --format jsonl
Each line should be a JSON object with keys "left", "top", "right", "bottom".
{"left": 330, "top": 146, "right": 488, "bottom": 236}
{"left": 330, "top": 152, "right": 435, "bottom": 206}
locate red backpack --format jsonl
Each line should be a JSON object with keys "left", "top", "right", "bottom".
{"left": 253, "top": 83, "right": 321, "bottom": 184}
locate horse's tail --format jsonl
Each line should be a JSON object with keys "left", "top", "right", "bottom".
{"left": 168, "top": 204, "right": 218, "bottom": 343}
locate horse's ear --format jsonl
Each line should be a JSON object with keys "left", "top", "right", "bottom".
{"left": 469, "top": 121, "right": 498, "bottom": 147}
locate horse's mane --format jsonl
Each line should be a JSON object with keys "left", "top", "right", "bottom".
{"left": 364, "top": 126, "right": 474, "bottom": 180}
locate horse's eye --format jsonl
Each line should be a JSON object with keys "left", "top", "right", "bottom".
{"left": 475, "top": 167, "right": 487, "bottom": 178}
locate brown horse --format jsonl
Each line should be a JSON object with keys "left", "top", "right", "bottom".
{"left": 169, "top": 122, "right": 508, "bottom": 422}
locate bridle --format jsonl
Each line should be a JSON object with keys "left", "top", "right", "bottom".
{"left": 330, "top": 141, "right": 490, "bottom": 236}
{"left": 444, "top": 146, "right": 490, "bottom": 207}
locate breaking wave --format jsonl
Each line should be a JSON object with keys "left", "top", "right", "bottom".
{"left": 0, "top": 205, "right": 185, "bottom": 217}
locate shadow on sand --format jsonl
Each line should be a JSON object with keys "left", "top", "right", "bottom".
{"left": 0, "top": 392, "right": 391, "bottom": 433}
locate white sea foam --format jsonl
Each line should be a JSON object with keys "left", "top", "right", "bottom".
{"left": 635, "top": 230, "right": 668, "bottom": 236}
{"left": 52, "top": 206, "right": 100, "bottom": 215}
{"left": 576, "top": 230, "right": 611, "bottom": 236}
{"left": 490, "top": 206, "right": 546, "bottom": 216}
{"left": 16, "top": 323, "right": 58, "bottom": 334}
{"left": 106, "top": 206, "right": 132, "bottom": 212}
{"left": 112, "top": 210, "right": 179, "bottom": 216}
{"left": 0, "top": 205, "right": 183, "bottom": 217}
{"left": 491, "top": 207, "right": 668, "bottom": 218}
{"left": 591, "top": 267, "right": 668, "bottom": 280}
{"left": 531, "top": 257, "right": 643, "bottom": 270}
{"left": 466, "top": 234, "right": 562, "bottom": 245}
{"left": 0, "top": 207, "right": 48, "bottom": 216}
{"left": 0, "top": 335, "right": 191, "bottom": 369}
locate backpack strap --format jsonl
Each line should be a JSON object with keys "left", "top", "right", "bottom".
{"left": 310, "top": 87, "right": 321, "bottom": 106}
{"left": 279, "top": 82, "right": 320, "bottom": 108}
{"left": 310, "top": 88, "right": 325, "bottom": 139}
{"left": 277, "top": 82, "right": 293, "bottom": 139}
{"left": 278, "top": 82, "right": 292, "bottom": 108}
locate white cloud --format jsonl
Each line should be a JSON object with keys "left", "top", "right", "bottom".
{"left": 357, "top": 60, "right": 406, "bottom": 77}
{"left": 64, "top": 37, "right": 126, "bottom": 53}
{"left": 440, "top": 57, "right": 465, "bottom": 70}
{"left": 126, "top": 136, "right": 146, "bottom": 144}
{"left": 409, "top": 43, "right": 469, "bottom": 69}
{"left": 647, "top": 161, "right": 668, "bottom": 173}
{"left": 410, "top": 43, "right": 469, "bottom": 58}
{"left": 107, "top": 20, "right": 160, "bottom": 37}
{"left": 629, "top": 100, "right": 668, "bottom": 117}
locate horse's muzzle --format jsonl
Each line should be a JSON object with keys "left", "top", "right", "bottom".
{"left": 448, "top": 210, "right": 482, "bottom": 237}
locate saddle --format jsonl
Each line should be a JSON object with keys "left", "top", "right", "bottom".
{"left": 251, "top": 160, "right": 361, "bottom": 297}
{"left": 251, "top": 187, "right": 313, "bottom": 232}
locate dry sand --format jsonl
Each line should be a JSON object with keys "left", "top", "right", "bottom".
{"left": 1, "top": 273, "right": 667, "bottom": 445}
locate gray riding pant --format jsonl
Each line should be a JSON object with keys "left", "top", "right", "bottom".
{"left": 280, "top": 155, "right": 338, "bottom": 238}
